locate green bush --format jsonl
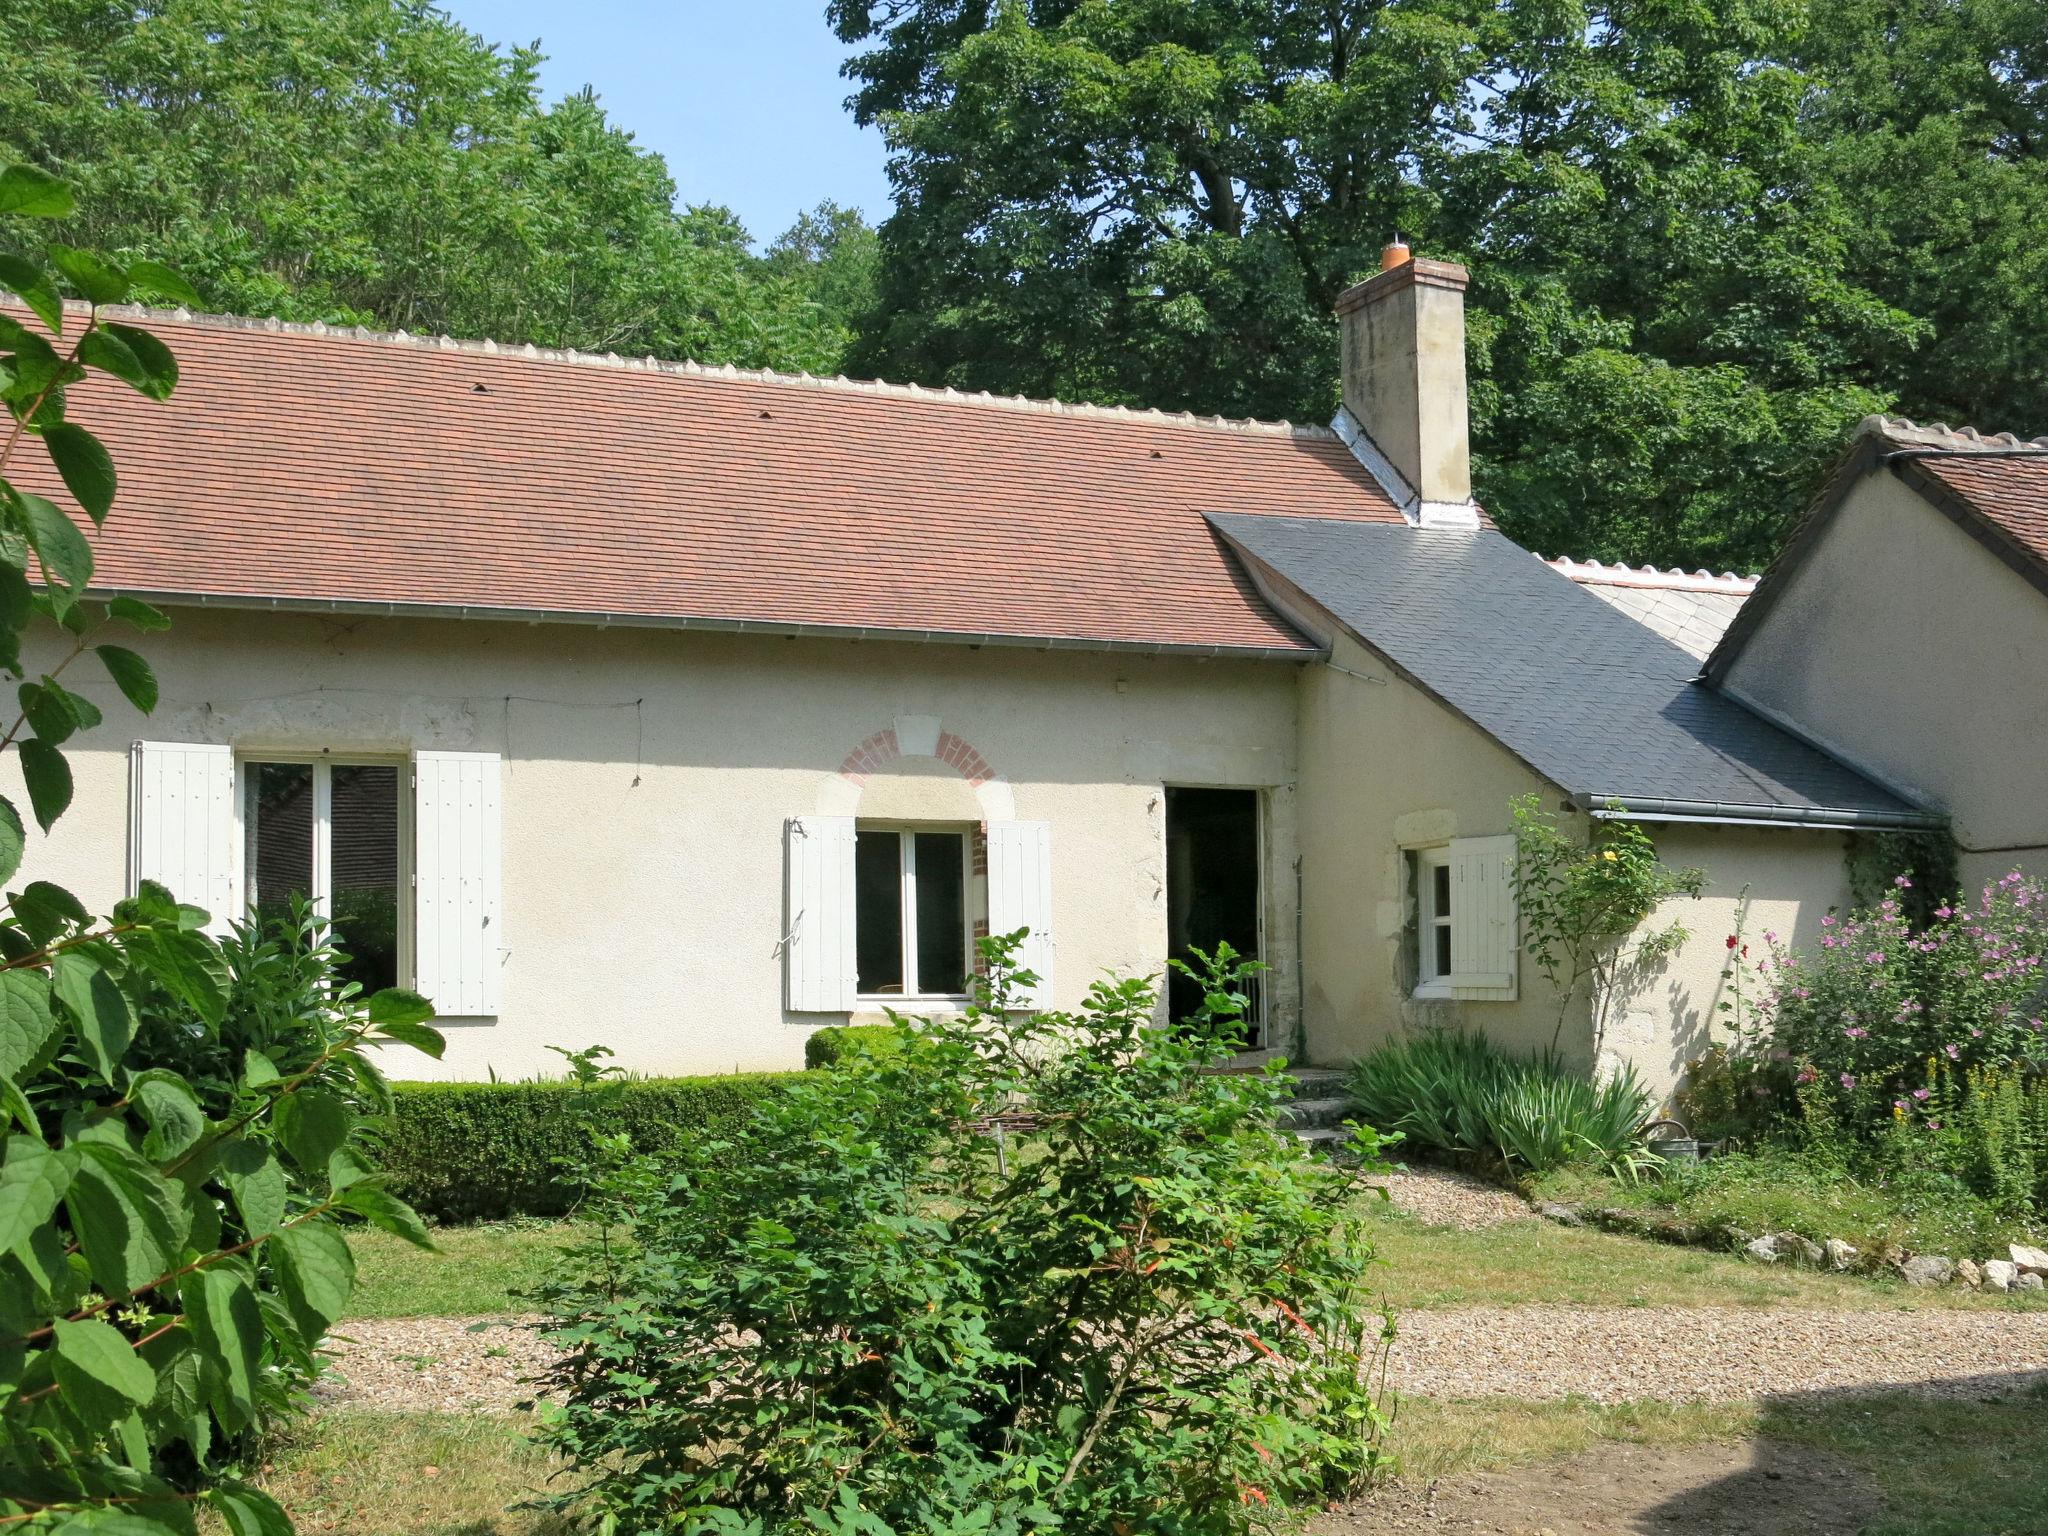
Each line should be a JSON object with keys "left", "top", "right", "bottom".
{"left": 533, "top": 934, "right": 1394, "bottom": 1532}
{"left": 802, "top": 1023, "right": 902, "bottom": 1069}
{"left": 381, "top": 1071, "right": 794, "bottom": 1222}
{"left": 1346, "top": 1029, "right": 1657, "bottom": 1178}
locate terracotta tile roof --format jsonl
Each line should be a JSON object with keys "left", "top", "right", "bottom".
{"left": 1888, "top": 423, "right": 2048, "bottom": 577}
{"left": 7, "top": 306, "right": 1406, "bottom": 656}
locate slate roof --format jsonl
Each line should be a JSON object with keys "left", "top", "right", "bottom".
{"left": 1548, "top": 558, "right": 1756, "bottom": 660}
{"left": 1209, "top": 515, "right": 1936, "bottom": 827}
{"left": 5, "top": 303, "right": 1406, "bottom": 656}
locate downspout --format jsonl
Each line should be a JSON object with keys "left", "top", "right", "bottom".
{"left": 1292, "top": 854, "right": 1308, "bottom": 1065}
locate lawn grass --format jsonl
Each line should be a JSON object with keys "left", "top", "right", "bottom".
{"left": 343, "top": 1199, "right": 2046, "bottom": 1322}
{"left": 1351, "top": 1197, "right": 2048, "bottom": 1312}
{"left": 344, "top": 1221, "right": 589, "bottom": 1319}
{"left": 238, "top": 1393, "right": 2048, "bottom": 1536}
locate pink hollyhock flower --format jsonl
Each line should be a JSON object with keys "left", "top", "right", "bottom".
{"left": 1843, "top": 1026, "right": 1868, "bottom": 1039}
{"left": 1840, "top": 1073, "right": 1857, "bottom": 1090}
{"left": 1944, "top": 1043, "right": 1960, "bottom": 1059}
{"left": 1913, "top": 1087, "right": 1931, "bottom": 1100}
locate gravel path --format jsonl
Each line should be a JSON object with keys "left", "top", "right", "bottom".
{"left": 1365, "top": 1166, "right": 1533, "bottom": 1229}
{"left": 317, "top": 1302, "right": 2048, "bottom": 1413}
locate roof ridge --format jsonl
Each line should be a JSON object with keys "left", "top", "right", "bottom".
{"left": 62, "top": 298, "right": 1335, "bottom": 441}
{"left": 1859, "top": 413, "right": 2048, "bottom": 455}
{"left": 1544, "top": 554, "right": 1759, "bottom": 593}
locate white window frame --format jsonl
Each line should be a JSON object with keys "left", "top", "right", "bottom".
{"left": 238, "top": 753, "right": 413, "bottom": 987}
{"left": 1413, "top": 845, "right": 1456, "bottom": 1000}
{"left": 856, "top": 820, "right": 977, "bottom": 1005}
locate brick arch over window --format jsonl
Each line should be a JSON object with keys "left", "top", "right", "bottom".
{"left": 814, "top": 714, "right": 1017, "bottom": 822}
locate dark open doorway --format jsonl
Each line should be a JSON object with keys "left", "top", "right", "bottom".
{"left": 1165, "top": 787, "right": 1263, "bottom": 1046}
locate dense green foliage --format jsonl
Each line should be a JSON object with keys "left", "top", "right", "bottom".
{"left": 830, "top": 0, "right": 2046, "bottom": 569}
{"left": 382, "top": 1070, "right": 794, "bottom": 1223}
{"left": 535, "top": 937, "right": 1393, "bottom": 1532}
{"left": 0, "top": 171, "right": 438, "bottom": 1534}
{"left": 1347, "top": 1029, "right": 1658, "bottom": 1178}
{"left": 2, "top": 0, "right": 878, "bottom": 370}
{"left": 801, "top": 1023, "right": 904, "bottom": 1069}
{"left": 1692, "top": 869, "right": 2048, "bottom": 1224}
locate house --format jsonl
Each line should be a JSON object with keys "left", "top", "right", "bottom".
{"left": 1702, "top": 417, "right": 2048, "bottom": 894}
{"left": 5, "top": 249, "right": 2015, "bottom": 1099}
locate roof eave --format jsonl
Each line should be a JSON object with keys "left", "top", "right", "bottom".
{"left": 1583, "top": 794, "right": 1945, "bottom": 832}
{"left": 92, "top": 586, "right": 1327, "bottom": 663}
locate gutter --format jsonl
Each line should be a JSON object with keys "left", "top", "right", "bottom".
{"left": 1583, "top": 794, "right": 1945, "bottom": 832}
{"left": 85, "top": 587, "right": 1328, "bottom": 664}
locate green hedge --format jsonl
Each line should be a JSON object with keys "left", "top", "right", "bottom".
{"left": 804, "top": 1024, "right": 905, "bottom": 1069}
{"left": 381, "top": 1073, "right": 795, "bottom": 1223}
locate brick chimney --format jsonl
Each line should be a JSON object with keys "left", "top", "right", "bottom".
{"left": 1333, "top": 245, "right": 1477, "bottom": 528}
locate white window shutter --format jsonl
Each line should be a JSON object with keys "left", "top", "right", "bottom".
{"left": 414, "top": 751, "right": 502, "bottom": 1017}
{"left": 129, "top": 742, "right": 238, "bottom": 936}
{"left": 1448, "top": 833, "right": 1518, "bottom": 998}
{"left": 784, "top": 816, "right": 856, "bottom": 1012}
{"left": 986, "top": 819, "right": 1053, "bottom": 1009}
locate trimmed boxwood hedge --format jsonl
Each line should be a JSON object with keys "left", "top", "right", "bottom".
{"left": 381, "top": 1072, "right": 795, "bottom": 1223}
{"left": 803, "top": 1024, "right": 905, "bottom": 1069}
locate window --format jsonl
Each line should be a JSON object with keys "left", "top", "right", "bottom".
{"left": 1415, "top": 846, "right": 1454, "bottom": 995}
{"left": 243, "top": 758, "right": 403, "bottom": 994}
{"left": 854, "top": 825, "right": 970, "bottom": 997}
{"left": 1410, "top": 836, "right": 1519, "bottom": 1001}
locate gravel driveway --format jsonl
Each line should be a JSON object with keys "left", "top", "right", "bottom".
{"left": 316, "top": 1303, "right": 2048, "bottom": 1413}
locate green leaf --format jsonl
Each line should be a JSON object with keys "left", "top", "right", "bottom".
{"left": 219, "top": 1140, "right": 285, "bottom": 1237}
{"left": 13, "top": 878, "right": 90, "bottom": 942}
{"left": 51, "top": 1508, "right": 188, "bottom": 1535}
{"left": 16, "top": 488, "right": 94, "bottom": 593}
{"left": 0, "top": 1136, "right": 74, "bottom": 1253}
{"left": 19, "top": 737, "right": 73, "bottom": 831}
{"left": 122, "top": 925, "right": 223, "bottom": 1027}
{"left": 51, "top": 1316, "right": 156, "bottom": 1427}
{"left": 0, "top": 1074, "right": 32, "bottom": 1131}
{"left": 209, "top": 1485, "right": 292, "bottom": 1536}
{"left": 0, "top": 796, "right": 21, "bottom": 887}
{"left": 48, "top": 244, "right": 130, "bottom": 306}
{"left": 103, "top": 324, "right": 178, "bottom": 400}
{"left": 366, "top": 987, "right": 436, "bottom": 1029}
{"left": 240, "top": 1047, "right": 280, "bottom": 1088}
{"left": 0, "top": 253, "right": 62, "bottom": 333}
{"left": 52, "top": 952, "right": 136, "bottom": 1082}
{"left": 336, "top": 1181, "right": 435, "bottom": 1249}
{"left": 67, "top": 1140, "right": 191, "bottom": 1297}
{"left": 20, "top": 678, "right": 81, "bottom": 746}
{"left": 0, "top": 967, "right": 58, "bottom": 1080}
{"left": 186, "top": 1265, "right": 261, "bottom": 1422}
{"left": 274, "top": 1088, "right": 350, "bottom": 1174}
{"left": 131, "top": 1070, "right": 204, "bottom": 1161}
{"left": 0, "top": 163, "right": 72, "bottom": 218}
{"left": 273, "top": 1220, "right": 355, "bottom": 1340}
{"left": 95, "top": 645, "right": 157, "bottom": 713}
{"left": 42, "top": 423, "right": 116, "bottom": 524}
{"left": 126, "top": 261, "right": 202, "bottom": 310}
{"left": 109, "top": 596, "right": 171, "bottom": 632}
{"left": 372, "top": 1018, "right": 445, "bottom": 1059}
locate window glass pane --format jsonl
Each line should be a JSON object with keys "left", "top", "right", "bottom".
{"left": 1434, "top": 922, "right": 1453, "bottom": 979}
{"left": 914, "top": 832, "right": 967, "bottom": 994}
{"left": 855, "top": 830, "right": 904, "bottom": 994}
{"left": 244, "top": 762, "right": 313, "bottom": 932}
{"left": 330, "top": 764, "right": 400, "bottom": 994}
{"left": 1432, "top": 860, "right": 1451, "bottom": 920}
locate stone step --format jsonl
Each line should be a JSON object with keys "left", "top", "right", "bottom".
{"left": 1275, "top": 1095, "right": 1353, "bottom": 1131}
{"left": 1281, "top": 1068, "right": 1349, "bottom": 1099}
{"left": 1292, "top": 1126, "right": 1355, "bottom": 1153}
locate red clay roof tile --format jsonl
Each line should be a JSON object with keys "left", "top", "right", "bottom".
{"left": 10, "top": 307, "right": 1407, "bottom": 654}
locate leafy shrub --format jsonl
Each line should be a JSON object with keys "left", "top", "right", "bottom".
{"left": 534, "top": 935, "right": 1394, "bottom": 1533}
{"left": 1346, "top": 1029, "right": 1657, "bottom": 1178}
{"left": 802, "top": 1023, "right": 902, "bottom": 1069}
{"left": 382, "top": 1070, "right": 794, "bottom": 1222}
{"left": 0, "top": 168, "right": 439, "bottom": 1534}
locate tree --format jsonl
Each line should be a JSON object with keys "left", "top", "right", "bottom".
{"left": 826, "top": 0, "right": 1923, "bottom": 569}
{"left": 0, "top": 0, "right": 859, "bottom": 371}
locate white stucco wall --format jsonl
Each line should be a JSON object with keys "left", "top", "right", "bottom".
{"left": 1295, "top": 628, "right": 1590, "bottom": 1066}
{"left": 1722, "top": 469, "right": 2048, "bottom": 891}
{"left": 5, "top": 609, "right": 1305, "bottom": 1081}
{"left": 1603, "top": 823, "right": 1852, "bottom": 1103}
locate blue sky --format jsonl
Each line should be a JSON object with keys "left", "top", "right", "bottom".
{"left": 439, "top": 1, "right": 895, "bottom": 244}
